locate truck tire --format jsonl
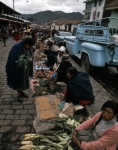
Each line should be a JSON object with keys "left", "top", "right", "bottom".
{"left": 81, "top": 54, "right": 91, "bottom": 72}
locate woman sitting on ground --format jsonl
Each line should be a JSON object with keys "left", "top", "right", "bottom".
{"left": 53, "top": 46, "right": 66, "bottom": 71}
{"left": 73, "top": 100, "right": 118, "bottom": 150}
{"left": 56, "top": 53, "right": 72, "bottom": 85}
{"left": 64, "top": 67, "right": 94, "bottom": 105}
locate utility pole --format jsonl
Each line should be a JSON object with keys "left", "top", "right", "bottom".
{"left": 13, "top": 0, "right": 14, "bottom": 10}
{"left": 13, "top": 0, "right": 15, "bottom": 20}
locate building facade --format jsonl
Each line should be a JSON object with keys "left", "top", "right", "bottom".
{"left": 83, "top": 0, "right": 106, "bottom": 22}
{"left": 83, "top": 0, "right": 118, "bottom": 33}
{"left": 50, "top": 19, "right": 81, "bottom": 32}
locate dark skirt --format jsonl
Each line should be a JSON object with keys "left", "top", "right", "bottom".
{"left": 7, "top": 69, "right": 29, "bottom": 91}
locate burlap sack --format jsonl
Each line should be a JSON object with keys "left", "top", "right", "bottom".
{"left": 61, "top": 102, "right": 74, "bottom": 117}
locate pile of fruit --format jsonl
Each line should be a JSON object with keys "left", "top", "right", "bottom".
{"left": 19, "top": 116, "right": 92, "bottom": 150}
{"left": 35, "top": 70, "right": 54, "bottom": 78}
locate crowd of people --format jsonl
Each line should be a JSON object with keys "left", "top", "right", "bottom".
{"left": 0, "top": 24, "right": 52, "bottom": 46}
{"left": 4, "top": 25, "right": 118, "bottom": 149}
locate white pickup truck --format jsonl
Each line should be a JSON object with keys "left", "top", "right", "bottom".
{"left": 64, "top": 17, "right": 118, "bottom": 72}
{"left": 53, "top": 31, "right": 72, "bottom": 45}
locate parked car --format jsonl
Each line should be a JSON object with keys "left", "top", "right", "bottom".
{"left": 54, "top": 31, "right": 72, "bottom": 45}
{"left": 64, "top": 17, "right": 118, "bottom": 72}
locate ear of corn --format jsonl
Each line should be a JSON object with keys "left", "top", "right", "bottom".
{"left": 58, "top": 141, "right": 67, "bottom": 145}
{"left": 23, "top": 134, "right": 37, "bottom": 137}
{"left": 23, "top": 135, "right": 41, "bottom": 141}
{"left": 56, "top": 135, "right": 65, "bottom": 142}
{"left": 18, "top": 144, "right": 36, "bottom": 150}
{"left": 36, "top": 145, "right": 46, "bottom": 149}
{"left": 68, "top": 145, "right": 74, "bottom": 150}
{"left": 21, "top": 141, "right": 33, "bottom": 145}
{"left": 20, "top": 115, "right": 90, "bottom": 149}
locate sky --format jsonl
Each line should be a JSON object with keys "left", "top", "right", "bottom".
{"left": 1, "top": 0, "right": 85, "bottom": 14}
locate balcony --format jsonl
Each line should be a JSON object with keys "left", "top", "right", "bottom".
{"left": 83, "top": 9, "right": 91, "bottom": 13}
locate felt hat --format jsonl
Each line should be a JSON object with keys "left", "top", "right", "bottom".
{"left": 62, "top": 53, "right": 70, "bottom": 61}
{"left": 49, "top": 39, "right": 54, "bottom": 43}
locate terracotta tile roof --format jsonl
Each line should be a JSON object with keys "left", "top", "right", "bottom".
{"left": 52, "top": 19, "right": 81, "bottom": 26}
{"left": 105, "top": 0, "right": 118, "bottom": 8}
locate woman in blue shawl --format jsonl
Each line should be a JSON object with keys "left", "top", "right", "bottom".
{"left": 6, "top": 38, "right": 34, "bottom": 102}
{"left": 64, "top": 67, "right": 94, "bottom": 105}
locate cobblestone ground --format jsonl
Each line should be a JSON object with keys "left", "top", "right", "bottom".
{"left": 0, "top": 38, "right": 36, "bottom": 150}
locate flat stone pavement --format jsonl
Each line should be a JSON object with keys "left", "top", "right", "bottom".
{"left": 0, "top": 38, "right": 36, "bottom": 150}
{"left": 0, "top": 38, "right": 117, "bottom": 150}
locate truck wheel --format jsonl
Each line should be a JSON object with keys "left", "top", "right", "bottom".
{"left": 81, "top": 54, "right": 91, "bottom": 72}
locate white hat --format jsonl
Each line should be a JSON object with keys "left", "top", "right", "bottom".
{"left": 58, "top": 46, "right": 66, "bottom": 53}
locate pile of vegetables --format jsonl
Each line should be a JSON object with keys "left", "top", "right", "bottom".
{"left": 32, "top": 79, "right": 64, "bottom": 96}
{"left": 19, "top": 116, "right": 92, "bottom": 150}
{"left": 36, "top": 52, "right": 47, "bottom": 61}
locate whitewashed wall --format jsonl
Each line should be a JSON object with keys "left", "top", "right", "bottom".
{"left": 71, "top": 25, "right": 76, "bottom": 32}
{"left": 55, "top": 24, "right": 65, "bottom": 31}
{"left": 90, "top": 0, "right": 105, "bottom": 21}
{"left": 51, "top": 23, "right": 56, "bottom": 30}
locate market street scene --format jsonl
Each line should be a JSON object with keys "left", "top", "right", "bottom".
{"left": 0, "top": 0, "right": 118, "bottom": 150}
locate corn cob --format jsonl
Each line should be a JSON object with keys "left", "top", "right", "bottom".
{"left": 40, "top": 139, "right": 64, "bottom": 149}
{"left": 56, "top": 135, "right": 65, "bottom": 142}
{"left": 23, "top": 134, "right": 44, "bottom": 141}
{"left": 68, "top": 145, "right": 74, "bottom": 150}
{"left": 23, "top": 133, "right": 37, "bottom": 137}
{"left": 18, "top": 144, "right": 36, "bottom": 150}
{"left": 21, "top": 141, "right": 33, "bottom": 145}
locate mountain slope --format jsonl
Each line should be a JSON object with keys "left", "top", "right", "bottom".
{"left": 22, "top": 11, "right": 84, "bottom": 23}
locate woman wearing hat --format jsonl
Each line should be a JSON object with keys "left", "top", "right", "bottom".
{"left": 53, "top": 46, "right": 66, "bottom": 71}
{"left": 44, "top": 43, "right": 66, "bottom": 70}
{"left": 56, "top": 53, "right": 72, "bottom": 84}
{"left": 44, "top": 40, "right": 58, "bottom": 68}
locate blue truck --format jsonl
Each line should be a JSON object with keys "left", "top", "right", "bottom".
{"left": 64, "top": 17, "right": 118, "bottom": 72}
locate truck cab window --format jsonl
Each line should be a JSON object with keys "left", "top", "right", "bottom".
{"left": 95, "top": 30, "right": 103, "bottom": 36}
{"left": 85, "top": 29, "right": 94, "bottom": 35}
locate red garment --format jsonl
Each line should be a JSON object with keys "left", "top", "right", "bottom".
{"left": 12, "top": 32, "right": 22, "bottom": 41}
{"left": 78, "top": 99, "right": 91, "bottom": 106}
{"left": 64, "top": 89, "right": 91, "bottom": 106}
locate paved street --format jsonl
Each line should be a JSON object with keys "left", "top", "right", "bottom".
{"left": 0, "top": 37, "right": 117, "bottom": 150}
{"left": 0, "top": 38, "right": 36, "bottom": 150}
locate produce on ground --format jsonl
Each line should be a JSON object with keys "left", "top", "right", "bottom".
{"left": 19, "top": 116, "right": 92, "bottom": 150}
{"left": 36, "top": 61, "right": 47, "bottom": 68}
{"left": 36, "top": 52, "right": 47, "bottom": 61}
{"left": 32, "top": 78, "right": 64, "bottom": 96}
{"left": 35, "top": 70, "right": 54, "bottom": 78}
